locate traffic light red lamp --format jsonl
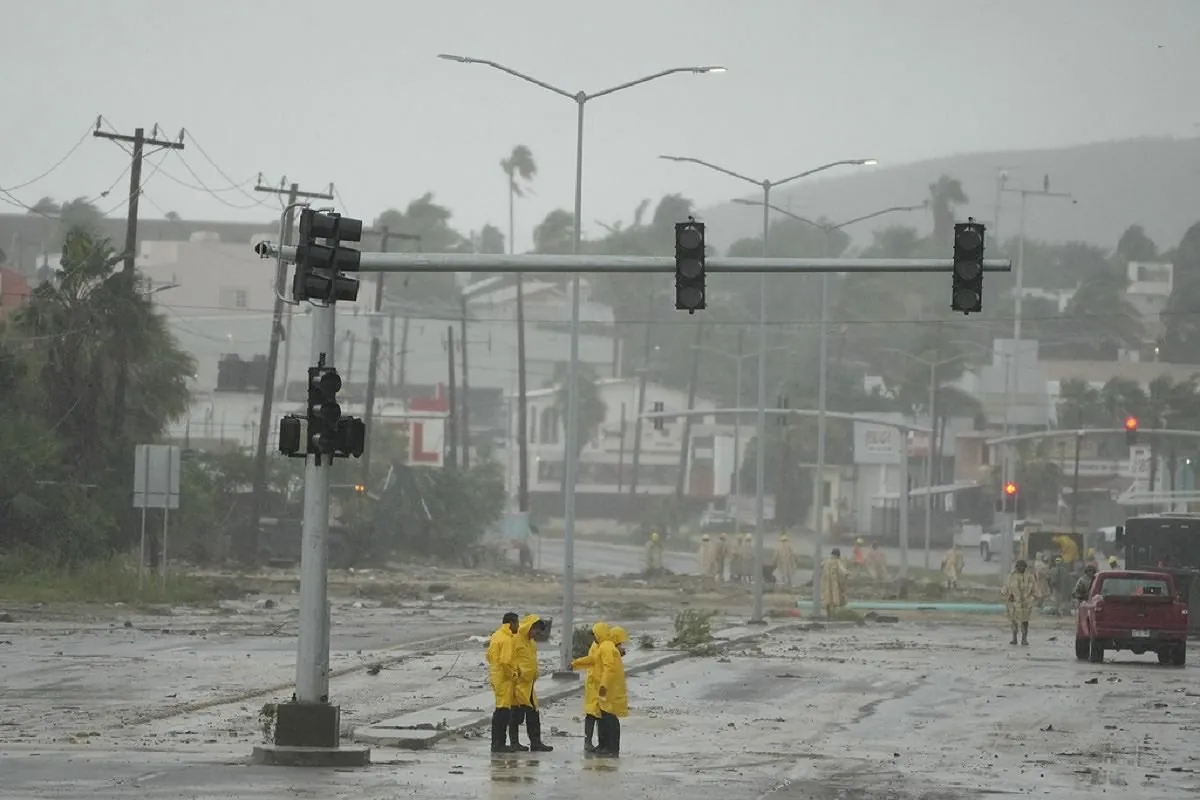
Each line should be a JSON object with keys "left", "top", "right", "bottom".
{"left": 1125, "top": 416, "right": 1138, "bottom": 446}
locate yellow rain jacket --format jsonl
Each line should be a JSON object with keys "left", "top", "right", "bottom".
{"left": 597, "top": 625, "right": 629, "bottom": 718}
{"left": 511, "top": 614, "right": 541, "bottom": 708}
{"left": 570, "top": 621, "right": 610, "bottom": 717}
{"left": 485, "top": 623, "right": 517, "bottom": 709}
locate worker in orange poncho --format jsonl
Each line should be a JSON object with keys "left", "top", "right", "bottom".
{"left": 594, "top": 625, "right": 629, "bottom": 758}
{"left": 485, "top": 612, "right": 519, "bottom": 753}
{"left": 569, "top": 621, "right": 610, "bottom": 752}
{"left": 852, "top": 538, "right": 866, "bottom": 570}
{"left": 508, "top": 614, "right": 553, "bottom": 751}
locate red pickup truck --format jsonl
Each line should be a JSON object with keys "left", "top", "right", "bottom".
{"left": 1075, "top": 570, "right": 1188, "bottom": 666}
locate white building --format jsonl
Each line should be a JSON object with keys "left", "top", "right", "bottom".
{"left": 508, "top": 377, "right": 752, "bottom": 502}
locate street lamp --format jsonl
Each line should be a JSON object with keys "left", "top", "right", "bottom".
{"left": 441, "top": 55, "right": 724, "bottom": 671}
{"left": 658, "top": 155, "right": 877, "bottom": 623}
{"left": 729, "top": 199, "right": 922, "bottom": 600}
{"left": 691, "top": 339, "right": 793, "bottom": 534}
{"left": 999, "top": 181, "right": 1076, "bottom": 501}
{"left": 882, "top": 347, "right": 977, "bottom": 569}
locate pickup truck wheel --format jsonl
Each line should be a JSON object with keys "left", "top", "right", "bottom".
{"left": 1075, "top": 637, "right": 1089, "bottom": 661}
{"left": 980, "top": 543, "right": 991, "bottom": 562}
{"left": 1087, "top": 637, "right": 1105, "bottom": 664}
{"left": 1171, "top": 644, "right": 1187, "bottom": 667}
{"left": 1157, "top": 649, "right": 1172, "bottom": 665}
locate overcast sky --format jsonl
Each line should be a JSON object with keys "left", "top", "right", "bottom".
{"left": 3, "top": 0, "right": 1198, "bottom": 252}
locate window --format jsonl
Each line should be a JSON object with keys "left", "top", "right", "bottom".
{"left": 219, "top": 286, "right": 248, "bottom": 309}
{"left": 1099, "top": 578, "right": 1169, "bottom": 598}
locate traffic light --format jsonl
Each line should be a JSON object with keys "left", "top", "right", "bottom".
{"left": 951, "top": 221, "right": 985, "bottom": 314}
{"left": 278, "top": 415, "right": 303, "bottom": 457}
{"left": 1125, "top": 416, "right": 1138, "bottom": 446}
{"left": 307, "top": 366, "right": 343, "bottom": 459}
{"left": 777, "top": 395, "right": 789, "bottom": 427}
{"left": 674, "top": 219, "right": 706, "bottom": 313}
{"left": 652, "top": 401, "right": 665, "bottom": 432}
{"left": 293, "top": 208, "right": 363, "bottom": 303}
{"left": 1002, "top": 481, "right": 1018, "bottom": 513}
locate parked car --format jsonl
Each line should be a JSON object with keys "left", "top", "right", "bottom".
{"left": 1075, "top": 570, "right": 1188, "bottom": 666}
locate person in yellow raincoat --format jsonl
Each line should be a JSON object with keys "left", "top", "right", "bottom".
{"left": 714, "top": 533, "right": 730, "bottom": 581}
{"left": 698, "top": 534, "right": 714, "bottom": 577}
{"left": 1002, "top": 559, "right": 1038, "bottom": 646}
{"left": 820, "top": 548, "right": 850, "bottom": 617}
{"left": 485, "top": 612, "right": 519, "bottom": 753}
{"left": 508, "top": 614, "right": 553, "bottom": 751}
{"left": 772, "top": 534, "right": 796, "bottom": 588}
{"left": 595, "top": 625, "right": 629, "bottom": 757}
{"left": 941, "top": 544, "right": 965, "bottom": 589}
{"left": 644, "top": 531, "right": 664, "bottom": 576}
{"left": 569, "top": 621, "right": 609, "bottom": 752}
{"left": 865, "top": 541, "right": 888, "bottom": 582}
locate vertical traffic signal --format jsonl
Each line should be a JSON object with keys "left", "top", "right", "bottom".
{"left": 1003, "top": 481, "right": 1018, "bottom": 513}
{"left": 1125, "top": 416, "right": 1138, "bottom": 447}
{"left": 674, "top": 219, "right": 706, "bottom": 313}
{"left": 307, "top": 366, "right": 343, "bottom": 461}
{"left": 293, "top": 208, "right": 364, "bottom": 303}
{"left": 951, "top": 220, "right": 985, "bottom": 314}
{"left": 777, "top": 395, "right": 789, "bottom": 427}
{"left": 652, "top": 401, "right": 665, "bottom": 432}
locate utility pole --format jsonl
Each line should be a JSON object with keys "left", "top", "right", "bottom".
{"left": 248, "top": 180, "right": 333, "bottom": 562}
{"left": 628, "top": 293, "right": 656, "bottom": 497}
{"left": 1070, "top": 411, "right": 1084, "bottom": 532}
{"left": 459, "top": 292, "right": 472, "bottom": 470}
{"left": 361, "top": 227, "right": 418, "bottom": 483}
{"left": 675, "top": 320, "right": 705, "bottom": 503}
{"left": 446, "top": 326, "right": 458, "bottom": 469}
{"left": 92, "top": 122, "right": 184, "bottom": 438}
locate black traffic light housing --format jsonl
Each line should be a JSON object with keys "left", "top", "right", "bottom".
{"left": 293, "top": 208, "right": 364, "bottom": 304}
{"left": 652, "top": 401, "right": 665, "bottom": 432}
{"left": 951, "top": 220, "right": 985, "bottom": 314}
{"left": 1125, "top": 416, "right": 1139, "bottom": 447}
{"left": 777, "top": 395, "right": 789, "bottom": 427}
{"left": 996, "top": 480, "right": 1018, "bottom": 513}
{"left": 674, "top": 219, "right": 706, "bottom": 313}
{"left": 307, "top": 365, "right": 343, "bottom": 461}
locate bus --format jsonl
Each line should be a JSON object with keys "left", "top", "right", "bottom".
{"left": 1117, "top": 513, "right": 1200, "bottom": 635}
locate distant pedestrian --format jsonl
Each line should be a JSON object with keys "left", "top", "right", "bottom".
{"left": 865, "top": 542, "right": 888, "bottom": 582}
{"left": 644, "top": 531, "right": 664, "bottom": 576}
{"left": 1003, "top": 559, "right": 1038, "bottom": 646}
{"left": 941, "top": 544, "right": 965, "bottom": 589}
{"left": 820, "top": 548, "right": 850, "bottom": 618}
{"left": 772, "top": 534, "right": 796, "bottom": 588}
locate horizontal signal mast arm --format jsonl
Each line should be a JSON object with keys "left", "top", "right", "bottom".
{"left": 254, "top": 243, "right": 1012, "bottom": 274}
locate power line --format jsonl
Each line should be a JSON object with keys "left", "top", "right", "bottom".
{"left": 0, "top": 121, "right": 95, "bottom": 193}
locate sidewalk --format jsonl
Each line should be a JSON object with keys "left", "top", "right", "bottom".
{"left": 352, "top": 620, "right": 811, "bottom": 749}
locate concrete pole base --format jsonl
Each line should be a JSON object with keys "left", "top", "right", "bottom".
{"left": 745, "top": 618, "right": 768, "bottom": 626}
{"left": 551, "top": 670, "right": 578, "bottom": 681}
{"left": 251, "top": 745, "right": 370, "bottom": 768}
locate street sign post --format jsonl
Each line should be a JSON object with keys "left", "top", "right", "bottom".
{"left": 133, "top": 444, "right": 181, "bottom": 589}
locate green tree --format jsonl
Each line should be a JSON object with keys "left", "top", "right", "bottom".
{"left": 1162, "top": 220, "right": 1200, "bottom": 363}
{"left": 1060, "top": 265, "right": 1144, "bottom": 359}
{"left": 532, "top": 209, "right": 575, "bottom": 255}
{"left": 500, "top": 144, "right": 537, "bottom": 253}
{"left": 373, "top": 193, "right": 464, "bottom": 307}
{"left": 1116, "top": 224, "right": 1158, "bottom": 263}
{"left": 927, "top": 176, "right": 969, "bottom": 247}
{"left": 548, "top": 361, "right": 607, "bottom": 465}
{"left": 477, "top": 224, "right": 506, "bottom": 255}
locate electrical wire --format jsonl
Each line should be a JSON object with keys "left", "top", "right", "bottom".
{"left": 0, "top": 121, "right": 95, "bottom": 193}
{"left": 182, "top": 130, "right": 266, "bottom": 207}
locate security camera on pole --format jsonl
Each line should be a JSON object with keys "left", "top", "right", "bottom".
{"left": 253, "top": 205, "right": 370, "bottom": 768}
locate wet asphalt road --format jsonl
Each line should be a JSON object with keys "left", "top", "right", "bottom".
{"left": 3, "top": 619, "right": 1197, "bottom": 798}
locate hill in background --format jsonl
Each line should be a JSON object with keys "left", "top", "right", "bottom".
{"left": 697, "top": 137, "right": 1200, "bottom": 255}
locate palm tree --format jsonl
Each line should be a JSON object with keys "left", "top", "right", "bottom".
{"left": 927, "top": 176, "right": 969, "bottom": 248}
{"left": 500, "top": 145, "right": 537, "bottom": 514}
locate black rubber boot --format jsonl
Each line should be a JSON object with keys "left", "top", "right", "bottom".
{"left": 1010, "top": 623, "right": 1018, "bottom": 645}
{"left": 527, "top": 708, "right": 553, "bottom": 751}
{"left": 1021, "top": 622, "right": 1029, "bottom": 646}
{"left": 584, "top": 714, "right": 596, "bottom": 752}
{"left": 595, "top": 713, "right": 620, "bottom": 757}
{"left": 490, "top": 708, "right": 513, "bottom": 753}
{"left": 508, "top": 706, "right": 529, "bottom": 751}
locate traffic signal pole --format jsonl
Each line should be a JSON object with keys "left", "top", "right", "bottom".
{"left": 296, "top": 301, "right": 336, "bottom": 706}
